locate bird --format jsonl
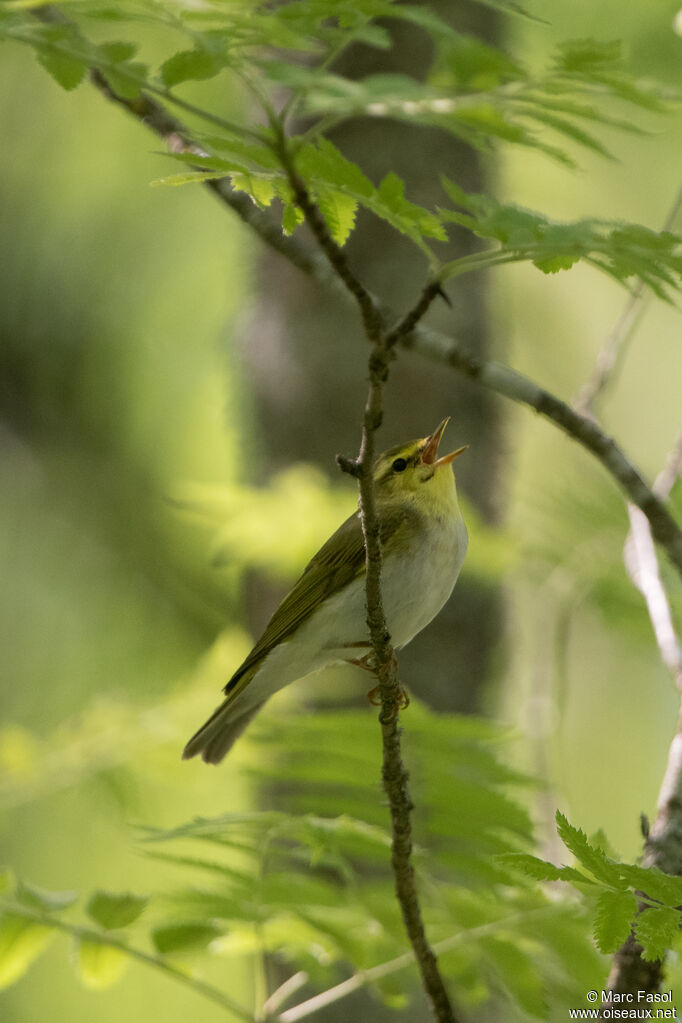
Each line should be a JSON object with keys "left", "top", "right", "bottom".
{"left": 183, "top": 418, "right": 468, "bottom": 764}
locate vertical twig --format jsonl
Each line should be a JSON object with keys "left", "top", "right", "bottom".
{"left": 605, "top": 431, "right": 682, "bottom": 999}
{"left": 275, "top": 131, "right": 461, "bottom": 1022}
{"left": 571, "top": 187, "right": 682, "bottom": 997}
{"left": 351, "top": 321, "right": 461, "bottom": 1023}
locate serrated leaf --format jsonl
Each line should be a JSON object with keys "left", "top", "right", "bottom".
{"left": 533, "top": 253, "right": 580, "bottom": 273}
{"left": 16, "top": 881, "right": 77, "bottom": 912}
{"left": 373, "top": 172, "right": 447, "bottom": 244}
{"left": 618, "top": 864, "right": 682, "bottom": 908}
{"left": 160, "top": 49, "right": 225, "bottom": 87}
{"left": 151, "top": 921, "right": 223, "bottom": 955}
{"left": 593, "top": 890, "right": 637, "bottom": 953}
{"left": 634, "top": 907, "right": 680, "bottom": 962}
{"left": 0, "top": 913, "right": 53, "bottom": 989}
{"left": 36, "top": 49, "right": 86, "bottom": 91}
{"left": 500, "top": 853, "right": 592, "bottom": 884}
{"left": 74, "top": 937, "right": 128, "bottom": 989}
{"left": 86, "top": 891, "right": 147, "bottom": 930}
{"left": 297, "top": 138, "right": 374, "bottom": 198}
{"left": 229, "top": 172, "right": 277, "bottom": 209}
{"left": 556, "top": 812, "right": 625, "bottom": 886}
{"left": 282, "top": 203, "right": 304, "bottom": 235}
{"left": 314, "top": 188, "right": 357, "bottom": 245}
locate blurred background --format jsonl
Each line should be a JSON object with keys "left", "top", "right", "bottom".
{"left": 1, "top": 0, "right": 681, "bottom": 1020}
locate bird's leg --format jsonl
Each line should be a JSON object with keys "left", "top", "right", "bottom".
{"left": 343, "top": 644, "right": 409, "bottom": 716}
{"left": 367, "top": 682, "right": 410, "bottom": 714}
{"left": 342, "top": 641, "right": 376, "bottom": 673}
{"left": 366, "top": 652, "right": 409, "bottom": 716}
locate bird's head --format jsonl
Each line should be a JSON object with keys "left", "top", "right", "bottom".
{"left": 373, "top": 418, "right": 467, "bottom": 513}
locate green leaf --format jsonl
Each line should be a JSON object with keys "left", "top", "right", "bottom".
{"left": 0, "top": 870, "right": 14, "bottom": 896}
{"left": 434, "top": 31, "right": 525, "bottom": 90}
{"left": 37, "top": 48, "right": 86, "bottom": 91}
{"left": 0, "top": 913, "right": 54, "bottom": 989}
{"left": 593, "top": 890, "right": 637, "bottom": 953}
{"left": 282, "top": 203, "right": 305, "bottom": 235}
{"left": 314, "top": 188, "right": 358, "bottom": 245}
{"left": 553, "top": 39, "right": 622, "bottom": 74}
{"left": 15, "top": 880, "right": 77, "bottom": 912}
{"left": 297, "top": 138, "right": 374, "bottom": 199}
{"left": 500, "top": 853, "right": 592, "bottom": 885}
{"left": 229, "top": 172, "right": 277, "bottom": 209}
{"left": 533, "top": 253, "right": 580, "bottom": 273}
{"left": 95, "top": 43, "right": 148, "bottom": 101}
{"left": 634, "top": 907, "right": 680, "bottom": 962}
{"left": 150, "top": 171, "right": 232, "bottom": 188}
{"left": 556, "top": 812, "right": 625, "bottom": 887}
{"left": 74, "top": 937, "right": 128, "bottom": 989}
{"left": 85, "top": 891, "right": 148, "bottom": 930}
{"left": 371, "top": 172, "right": 446, "bottom": 246}
{"left": 618, "top": 864, "right": 682, "bottom": 908}
{"left": 151, "top": 921, "right": 223, "bottom": 955}
{"left": 160, "top": 49, "right": 225, "bottom": 87}
{"left": 98, "top": 41, "right": 138, "bottom": 64}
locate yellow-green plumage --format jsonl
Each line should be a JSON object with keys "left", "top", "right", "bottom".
{"left": 183, "top": 419, "right": 467, "bottom": 764}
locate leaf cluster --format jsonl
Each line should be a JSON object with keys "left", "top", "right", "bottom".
{"left": 504, "top": 812, "right": 682, "bottom": 962}
{"left": 2, "top": 1, "right": 680, "bottom": 291}
{"left": 0, "top": 870, "right": 147, "bottom": 992}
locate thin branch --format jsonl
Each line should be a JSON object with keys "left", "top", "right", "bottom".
{"left": 385, "top": 279, "right": 449, "bottom": 348}
{"left": 2, "top": 903, "right": 255, "bottom": 1021}
{"left": 604, "top": 427, "right": 682, "bottom": 1000}
{"left": 278, "top": 905, "right": 560, "bottom": 1021}
{"left": 406, "top": 326, "right": 682, "bottom": 577}
{"left": 272, "top": 127, "right": 384, "bottom": 342}
{"left": 274, "top": 145, "right": 461, "bottom": 1023}
{"left": 574, "top": 185, "right": 682, "bottom": 417}
{"left": 262, "top": 973, "right": 309, "bottom": 1018}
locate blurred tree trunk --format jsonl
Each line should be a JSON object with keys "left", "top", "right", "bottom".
{"left": 240, "top": 1, "right": 504, "bottom": 722}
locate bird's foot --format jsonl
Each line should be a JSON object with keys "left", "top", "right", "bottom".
{"left": 343, "top": 642, "right": 375, "bottom": 674}
{"left": 367, "top": 682, "right": 410, "bottom": 716}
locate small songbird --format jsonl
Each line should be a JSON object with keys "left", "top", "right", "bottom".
{"left": 183, "top": 418, "right": 468, "bottom": 764}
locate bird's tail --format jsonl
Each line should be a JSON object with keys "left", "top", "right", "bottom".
{"left": 182, "top": 697, "right": 266, "bottom": 764}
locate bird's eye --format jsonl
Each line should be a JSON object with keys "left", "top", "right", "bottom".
{"left": 392, "top": 458, "right": 407, "bottom": 473}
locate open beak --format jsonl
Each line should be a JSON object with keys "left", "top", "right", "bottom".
{"left": 421, "top": 417, "right": 468, "bottom": 468}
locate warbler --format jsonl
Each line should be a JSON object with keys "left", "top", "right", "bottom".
{"left": 183, "top": 418, "right": 468, "bottom": 764}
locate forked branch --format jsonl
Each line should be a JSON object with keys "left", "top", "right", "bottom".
{"left": 88, "top": 71, "right": 682, "bottom": 580}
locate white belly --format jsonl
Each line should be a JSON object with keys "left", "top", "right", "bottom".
{"left": 239, "top": 514, "right": 467, "bottom": 710}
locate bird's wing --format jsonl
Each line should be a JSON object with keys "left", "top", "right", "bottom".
{"left": 224, "top": 510, "right": 368, "bottom": 698}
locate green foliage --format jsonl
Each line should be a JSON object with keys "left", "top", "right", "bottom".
{"left": 2, "top": 1, "right": 681, "bottom": 1019}
{"left": 593, "top": 891, "right": 638, "bottom": 952}
{"left": 2, "top": 0, "right": 679, "bottom": 286}
{"left": 0, "top": 708, "right": 604, "bottom": 1018}
{"left": 440, "top": 181, "right": 682, "bottom": 297}
{"left": 85, "top": 891, "right": 148, "bottom": 930}
{"left": 504, "top": 810, "right": 682, "bottom": 964}
{"left": 74, "top": 939, "right": 129, "bottom": 989}
{"left": 0, "top": 913, "right": 54, "bottom": 990}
